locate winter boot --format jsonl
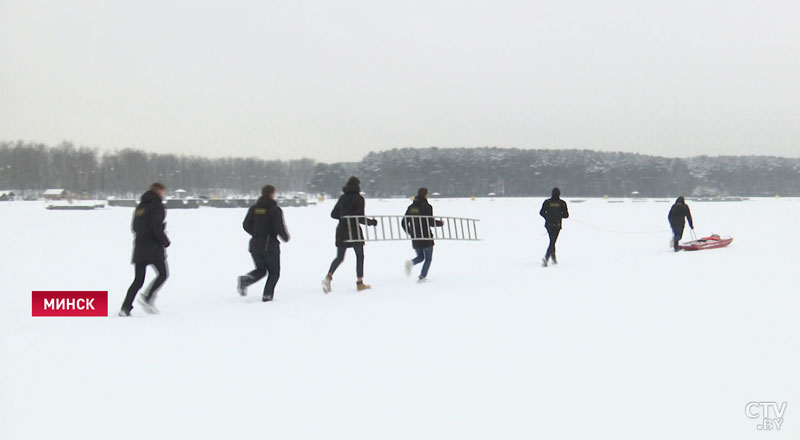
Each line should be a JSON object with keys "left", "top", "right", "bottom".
{"left": 541, "top": 257, "right": 548, "bottom": 268}
{"left": 356, "top": 281, "right": 371, "bottom": 291}
{"left": 237, "top": 276, "right": 249, "bottom": 296}
{"left": 118, "top": 309, "right": 131, "bottom": 317}
{"left": 138, "top": 296, "right": 159, "bottom": 315}
{"left": 262, "top": 294, "right": 273, "bottom": 302}
{"left": 322, "top": 275, "right": 332, "bottom": 294}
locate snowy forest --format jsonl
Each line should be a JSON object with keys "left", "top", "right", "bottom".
{"left": 311, "top": 148, "right": 800, "bottom": 198}
{"left": 0, "top": 141, "right": 316, "bottom": 198}
{"left": 2, "top": 141, "right": 799, "bottom": 198}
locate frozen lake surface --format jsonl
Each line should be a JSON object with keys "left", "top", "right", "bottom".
{"left": 1, "top": 197, "right": 798, "bottom": 439}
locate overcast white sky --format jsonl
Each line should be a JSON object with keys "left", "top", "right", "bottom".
{"left": 1, "top": 0, "right": 798, "bottom": 162}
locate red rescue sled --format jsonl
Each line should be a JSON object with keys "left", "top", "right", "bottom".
{"left": 678, "top": 234, "right": 733, "bottom": 251}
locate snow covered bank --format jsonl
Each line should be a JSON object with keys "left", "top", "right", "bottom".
{"left": 1, "top": 198, "right": 798, "bottom": 439}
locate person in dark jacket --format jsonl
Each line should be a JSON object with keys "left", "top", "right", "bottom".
{"left": 119, "top": 183, "right": 171, "bottom": 316}
{"left": 668, "top": 196, "right": 694, "bottom": 252}
{"left": 322, "top": 176, "right": 377, "bottom": 293}
{"left": 238, "top": 185, "right": 290, "bottom": 301}
{"left": 539, "top": 187, "right": 569, "bottom": 267}
{"left": 402, "top": 187, "right": 443, "bottom": 281}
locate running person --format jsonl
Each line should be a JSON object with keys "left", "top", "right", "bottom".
{"left": 119, "top": 183, "right": 170, "bottom": 316}
{"left": 403, "top": 187, "right": 442, "bottom": 281}
{"left": 539, "top": 187, "right": 569, "bottom": 267}
{"left": 238, "top": 185, "right": 290, "bottom": 302}
{"left": 322, "top": 176, "right": 377, "bottom": 293}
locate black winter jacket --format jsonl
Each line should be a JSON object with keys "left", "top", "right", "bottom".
{"left": 668, "top": 197, "right": 694, "bottom": 230}
{"left": 331, "top": 184, "right": 368, "bottom": 248}
{"left": 402, "top": 198, "right": 443, "bottom": 249}
{"left": 131, "top": 190, "right": 170, "bottom": 264}
{"left": 243, "top": 196, "right": 289, "bottom": 254}
{"left": 539, "top": 197, "right": 569, "bottom": 228}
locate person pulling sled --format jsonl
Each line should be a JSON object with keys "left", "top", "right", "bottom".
{"left": 668, "top": 196, "right": 694, "bottom": 252}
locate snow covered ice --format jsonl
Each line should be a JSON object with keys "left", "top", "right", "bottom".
{"left": 1, "top": 197, "right": 799, "bottom": 439}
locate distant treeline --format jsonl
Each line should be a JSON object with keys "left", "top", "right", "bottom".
{"left": 2, "top": 142, "right": 799, "bottom": 198}
{"left": 309, "top": 148, "right": 800, "bottom": 198}
{"left": 0, "top": 141, "right": 315, "bottom": 198}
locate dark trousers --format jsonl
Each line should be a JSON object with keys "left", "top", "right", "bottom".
{"left": 244, "top": 252, "right": 281, "bottom": 299}
{"left": 672, "top": 224, "right": 685, "bottom": 251}
{"left": 545, "top": 225, "right": 561, "bottom": 261}
{"left": 122, "top": 261, "right": 168, "bottom": 312}
{"left": 328, "top": 245, "right": 364, "bottom": 278}
{"left": 411, "top": 246, "right": 434, "bottom": 279}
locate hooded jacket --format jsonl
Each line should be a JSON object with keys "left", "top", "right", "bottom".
{"left": 131, "top": 190, "right": 170, "bottom": 264}
{"left": 539, "top": 189, "right": 569, "bottom": 228}
{"left": 243, "top": 196, "right": 289, "bottom": 254}
{"left": 402, "top": 197, "right": 444, "bottom": 249}
{"left": 668, "top": 197, "right": 694, "bottom": 229}
{"left": 331, "top": 183, "right": 368, "bottom": 248}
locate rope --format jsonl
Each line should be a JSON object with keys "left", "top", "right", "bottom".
{"left": 569, "top": 217, "right": 668, "bottom": 235}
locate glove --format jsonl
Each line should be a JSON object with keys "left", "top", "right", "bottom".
{"left": 367, "top": 218, "right": 378, "bottom": 226}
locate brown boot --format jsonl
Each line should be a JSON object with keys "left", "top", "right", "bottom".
{"left": 356, "top": 281, "right": 371, "bottom": 291}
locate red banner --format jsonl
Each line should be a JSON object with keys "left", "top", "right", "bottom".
{"left": 32, "top": 291, "right": 108, "bottom": 317}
